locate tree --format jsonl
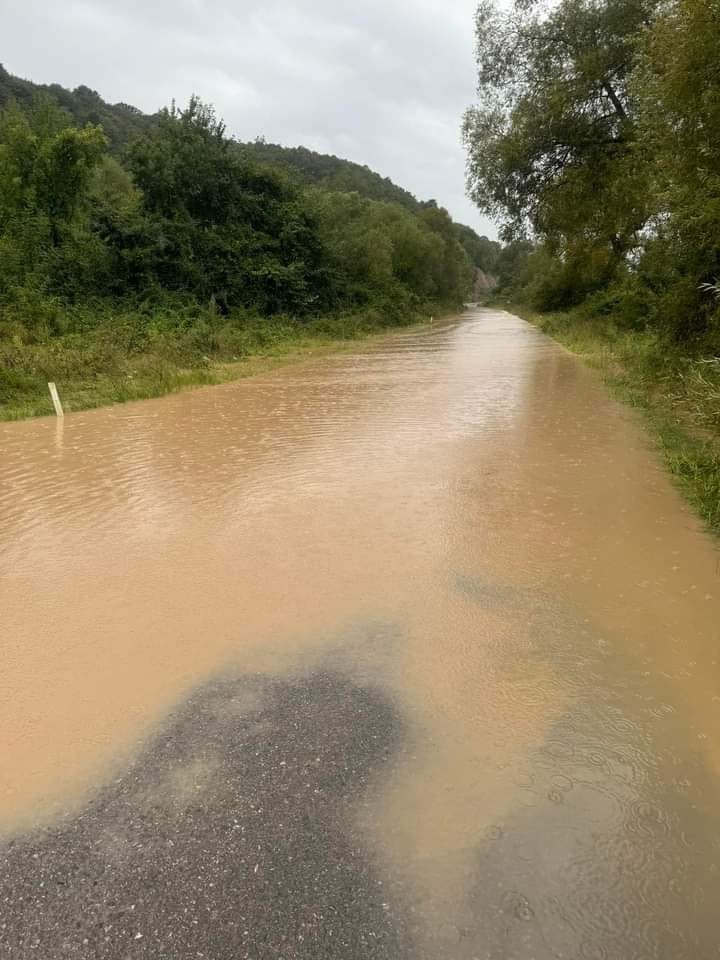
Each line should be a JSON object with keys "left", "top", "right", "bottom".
{"left": 419, "top": 205, "right": 475, "bottom": 302}
{"left": 0, "top": 98, "right": 106, "bottom": 237}
{"left": 631, "top": 0, "right": 720, "bottom": 339}
{"left": 316, "top": 191, "right": 473, "bottom": 311}
{"left": 453, "top": 223, "right": 501, "bottom": 273}
{"left": 127, "top": 98, "right": 329, "bottom": 314}
{"left": 239, "top": 141, "right": 421, "bottom": 211}
{"left": 463, "top": 0, "right": 656, "bottom": 278}
{"left": 0, "top": 98, "right": 106, "bottom": 303}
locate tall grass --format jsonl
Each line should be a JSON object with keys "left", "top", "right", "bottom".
{"left": 0, "top": 302, "right": 440, "bottom": 421}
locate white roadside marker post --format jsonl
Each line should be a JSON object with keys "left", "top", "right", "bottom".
{"left": 48, "top": 382, "right": 64, "bottom": 418}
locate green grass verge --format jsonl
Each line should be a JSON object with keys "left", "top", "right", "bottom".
{"left": 0, "top": 305, "right": 447, "bottom": 422}
{"left": 505, "top": 302, "right": 720, "bottom": 536}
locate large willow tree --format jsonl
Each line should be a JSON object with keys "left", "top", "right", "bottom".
{"left": 463, "top": 0, "right": 656, "bottom": 266}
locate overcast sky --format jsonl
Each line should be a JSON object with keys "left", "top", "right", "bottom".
{"left": 4, "top": 0, "right": 496, "bottom": 237}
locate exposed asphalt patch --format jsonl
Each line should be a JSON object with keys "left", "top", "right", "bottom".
{"left": 1, "top": 671, "right": 413, "bottom": 959}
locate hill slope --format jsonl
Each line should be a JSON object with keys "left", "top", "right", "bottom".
{"left": 0, "top": 65, "right": 419, "bottom": 209}
{"left": 0, "top": 64, "right": 151, "bottom": 152}
{"left": 238, "top": 140, "right": 421, "bottom": 211}
{"left": 0, "top": 64, "right": 500, "bottom": 275}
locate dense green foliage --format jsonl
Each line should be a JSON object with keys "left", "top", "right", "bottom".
{"left": 240, "top": 140, "right": 422, "bottom": 211}
{"left": 464, "top": 0, "right": 720, "bottom": 348}
{"left": 0, "top": 64, "right": 497, "bottom": 272}
{"left": 0, "top": 65, "right": 151, "bottom": 154}
{"left": 241, "top": 144, "right": 501, "bottom": 275}
{"left": 453, "top": 221, "right": 501, "bottom": 275}
{"left": 0, "top": 71, "right": 485, "bottom": 418}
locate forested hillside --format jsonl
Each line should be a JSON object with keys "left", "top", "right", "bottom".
{"left": 0, "top": 67, "right": 492, "bottom": 419}
{"left": 0, "top": 65, "right": 151, "bottom": 153}
{"left": 464, "top": 0, "right": 720, "bottom": 531}
{"left": 239, "top": 143, "right": 500, "bottom": 273}
{"left": 239, "top": 141, "right": 421, "bottom": 211}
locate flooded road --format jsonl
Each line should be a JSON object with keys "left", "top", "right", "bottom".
{"left": 2, "top": 307, "right": 720, "bottom": 958}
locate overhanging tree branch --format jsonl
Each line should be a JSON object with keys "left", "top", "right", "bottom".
{"left": 603, "top": 81, "right": 627, "bottom": 120}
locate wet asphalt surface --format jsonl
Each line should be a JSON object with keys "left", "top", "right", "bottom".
{"left": 4, "top": 653, "right": 720, "bottom": 959}
{"left": 0, "top": 672, "right": 417, "bottom": 960}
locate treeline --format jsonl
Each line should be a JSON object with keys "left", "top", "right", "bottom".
{"left": 240, "top": 143, "right": 501, "bottom": 275}
{"left": 0, "top": 94, "right": 474, "bottom": 327}
{"left": 0, "top": 64, "right": 153, "bottom": 154}
{"left": 240, "top": 141, "right": 422, "bottom": 213}
{"left": 0, "top": 70, "right": 495, "bottom": 416}
{"left": 464, "top": 0, "right": 720, "bottom": 348}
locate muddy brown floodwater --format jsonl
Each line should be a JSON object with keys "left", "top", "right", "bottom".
{"left": 2, "top": 308, "right": 720, "bottom": 958}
